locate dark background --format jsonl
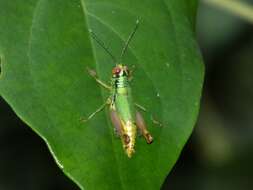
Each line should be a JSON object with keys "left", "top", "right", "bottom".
{"left": 1, "top": 1, "right": 253, "bottom": 190}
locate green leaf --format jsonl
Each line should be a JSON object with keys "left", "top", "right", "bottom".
{"left": 0, "top": 0, "right": 204, "bottom": 189}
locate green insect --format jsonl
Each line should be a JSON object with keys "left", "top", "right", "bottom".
{"left": 82, "top": 20, "right": 161, "bottom": 158}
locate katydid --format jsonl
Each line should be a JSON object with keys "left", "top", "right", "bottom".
{"left": 82, "top": 20, "right": 161, "bottom": 158}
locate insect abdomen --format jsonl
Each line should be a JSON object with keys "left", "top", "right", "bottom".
{"left": 113, "top": 76, "right": 137, "bottom": 157}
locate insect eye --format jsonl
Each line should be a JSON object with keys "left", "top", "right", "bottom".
{"left": 112, "top": 67, "right": 121, "bottom": 75}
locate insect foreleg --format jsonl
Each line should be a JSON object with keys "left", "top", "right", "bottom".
{"left": 80, "top": 98, "right": 111, "bottom": 122}
{"left": 136, "top": 111, "right": 153, "bottom": 144}
{"left": 135, "top": 103, "right": 163, "bottom": 127}
{"left": 87, "top": 67, "right": 111, "bottom": 90}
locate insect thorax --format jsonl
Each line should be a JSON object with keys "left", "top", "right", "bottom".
{"left": 112, "top": 75, "right": 129, "bottom": 89}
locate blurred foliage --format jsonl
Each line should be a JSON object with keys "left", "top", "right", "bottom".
{"left": 204, "top": 0, "right": 253, "bottom": 23}
{"left": 163, "top": 1, "right": 253, "bottom": 190}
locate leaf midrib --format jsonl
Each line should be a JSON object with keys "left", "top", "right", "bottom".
{"left": 80, "top": 1, "right": 126, "bottom": 190}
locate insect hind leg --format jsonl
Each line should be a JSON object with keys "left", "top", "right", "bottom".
{"left": 135, "top": 103, "right": 163, "bottom": 127}
{"left": 136, "top": 111, "right": 153, "bottom": 144}
{"left": 110, "top": 109, "right": 122, "bottom": 137}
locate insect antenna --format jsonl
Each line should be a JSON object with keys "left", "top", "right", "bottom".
{"left": 119, "top": 19, "right": 140, "bottom": 62}
{"left": 89, "top": 29, "right": 117, "bottom": 64}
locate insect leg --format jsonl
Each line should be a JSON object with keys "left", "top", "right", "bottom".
{"left": 128, "top": 65, "right": 136, "bottom": 82}
{"left": 80, "top": 98, "right": 111, "bottom": 122}
{"left": 110, "top": 109, "right": 123, "bottom": 137}
{"left": 87, "top": 67, "right": 111, "bottom": 91}
{"left": 134, "top": 103, "right": 163, "bottom": 127}
{"left": 136, "top": 111, "right": 153, "bottom": 144}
